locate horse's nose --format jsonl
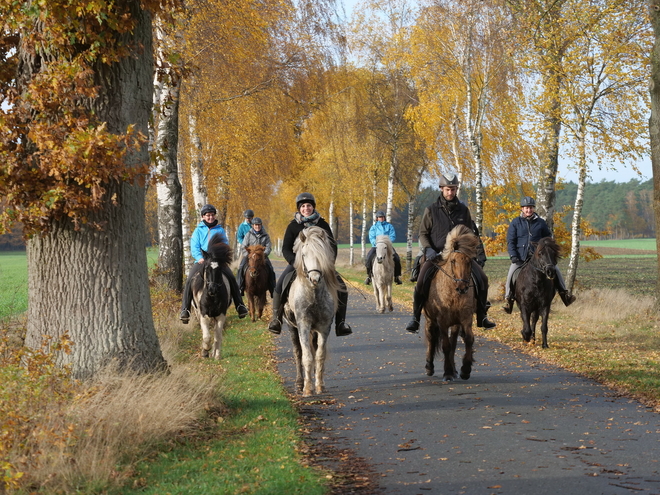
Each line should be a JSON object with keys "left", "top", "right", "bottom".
{"left": 376, "top": 257, "right": 383, "bottom": 264}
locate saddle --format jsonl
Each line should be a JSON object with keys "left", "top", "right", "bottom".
{"left": 509, "top": 264, "right": 524, "bottom": 295}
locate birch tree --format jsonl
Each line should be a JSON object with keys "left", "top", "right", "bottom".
{"left": 647, "top": 0, "right": 660, "bottom": 305}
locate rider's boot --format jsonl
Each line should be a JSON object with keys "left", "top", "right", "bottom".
{"left": 394, "top": 276, "right": 402, "bottom": 285}
{"left": 335, "top": 288, "right": 352, "bottom": 336}
{"left": 405, "top": 287, "right": 425, "bottom": 333}
{"left": 268, "top": 291, "right": 284, "bottom": 334}
{"left": 477, "top": 293, "right": 496, "bottom": 329}
{"left": 559, "top": 290, "right": 576, "bottom": 307}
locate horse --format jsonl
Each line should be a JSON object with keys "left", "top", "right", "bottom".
{"left": 244, "top": 244, "right": 269, "bottom": 321}
{"left": 423, "top": 224, "right": 480, "bottom": 381}
{"left": 191, "top": 238, "right": 232, "bottom": 359}
{"left": 283, "top": 226, "right": 340, "bottom": 397}
{"left": 372, "top": 235, "right": 395, "bottom": 313}
{"left": 513, "top": 237, "right": 560, "bottom": 348}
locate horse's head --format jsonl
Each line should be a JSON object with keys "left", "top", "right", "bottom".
{"left": 375, "top": 235, "right": 392, "bottom": 264}
{"left": 201, "top": 249, "right": 224, "bottom": 296}
{"left": 439, "top": 225, "right": 480, "bottom": 295}
{"left": 448, "top": 251, "right": 473, "bottom": 294}
{"left": 533, "top": 238, "right": 560, "bottom": 279}
{"left": 246, "top": 244, "right": 265, "bottom": 277}
{"left": 294, "top": 226, "right": 336, "bottom": 287}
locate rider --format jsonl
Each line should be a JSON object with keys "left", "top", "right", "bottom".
{"left": 179, "top": 204, "right": 248, "bottom": 323}
{"left": 236, "top": 217, "right": 276, "bottom": 297}
{"left": 236, "top": 209, "right": 254, "bottom": 248}
{"left": 364, "top": 211, "right": 403, "bottom": 286}
{"left": 405, "top": 173, "right": 496, "bottom": 333}
{"left": 502, "top": 196, "right": 576, "bottom": 313}
{"left": 267, "top": 192, "right": 353, "bottom": 337}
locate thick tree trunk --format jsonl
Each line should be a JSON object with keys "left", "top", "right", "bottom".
{"left": 648, "top": 0, "right": 660, "bottom": 308}
{"left": 24, "top": 2, "right": 166, "bottom": 379}
{"left": 349, "top": 200, "right": 355, "bottom": 266}
{"left": 361, "top": 197, "right": 367, "bottom": 261}
{"left": 188, "top": 112, "right": 207, "bottom": 213}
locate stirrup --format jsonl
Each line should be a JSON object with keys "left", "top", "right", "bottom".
{"left": 179, "top": 309, "right": 190, "bottom": 324}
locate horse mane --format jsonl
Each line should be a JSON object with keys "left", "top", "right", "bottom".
{"left": 375, "top": 235, "right": 393, "bottom": 255}
{"left": 247, "top": 244, "right": 265, "bottom": 255}
{"left": 534, "top": 237, "right": 561, "bottom": 261}
{"left": 293, "top": 226, "right": 341, "bottom": 295}
{"left": 205, "top": 238, "right": 233, "bottom": 266}
{"left": 440, "top": 224, "right": 479, "bottom": 261}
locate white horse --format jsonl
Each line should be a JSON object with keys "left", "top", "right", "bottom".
{"left": 284, "top": 226, "right": 340, "bottom": 397}
{"left": 191, "top": 240, "right": 232, "bottom": 359}
{"left": 372, "top": 235, "right": 394, "bottom": 313}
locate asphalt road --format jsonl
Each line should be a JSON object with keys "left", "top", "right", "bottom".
{"left": 272, "top": 265, "right": 660, "bottom": 495}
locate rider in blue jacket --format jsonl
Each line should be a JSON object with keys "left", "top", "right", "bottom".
{"left": 364, "top": 211, "right": 402, "bottom": 285}
{"left": 179, "top": 204, "right": 248, "bottom": 323}
{"left": 502, "top": 196, "right": 576, "bottom": 313}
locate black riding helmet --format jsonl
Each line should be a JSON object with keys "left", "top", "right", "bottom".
{"left": 376, "top": 210, "right": 386, "bottom": 218}
{"left": 520, "top": 196, "right": 536, "bottom": 208}
{"left": 243, "top": 209, "right": 254, "bottom": 218}
{"left": 201, "top": 204, "right": 217, "bottom": 216}
{"left": 252, "top": 217, "right": 262, "bottom": 225}
{"left": 296, "top": 192, "right": 316, "bottom": 209}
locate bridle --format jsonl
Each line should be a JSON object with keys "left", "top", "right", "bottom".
{"left": 437, "top": 250, "right": 473, "bottom": 295}
{"left": 300, "top": 252, "right": 322, "bottom": 281}
{"left": 531, "top": 248, "right": 556, "bottom": 280}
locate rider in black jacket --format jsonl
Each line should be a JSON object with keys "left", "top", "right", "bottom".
{"left": 267, "top": 192, "right": 352, "bottom": 337}
{"left": 502, "top": 196, "right": 576, "bottom": 313}
{"left": 405, "top": 174, "right": 495, "bottom": 333}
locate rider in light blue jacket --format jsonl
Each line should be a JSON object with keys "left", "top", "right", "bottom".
{"left": 364, "top": 211, "right": 402, "bottom": 285}
{"left": 179, "top": 204, "right": 248, "bottom": 323}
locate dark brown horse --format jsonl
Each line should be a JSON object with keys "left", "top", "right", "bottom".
{"left": 424, "top": 224, "right": 480, "bottom": 381}
{"left": 514, "top": 237, "right": 560, "bottom": 348}
{"left": 244, "top": 244, "right": 269, "bottom": 321}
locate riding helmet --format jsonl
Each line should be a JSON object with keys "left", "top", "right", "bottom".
{"left": 520, "top": 196, "right": 536, "bottom": 208}
{"left": 200, "top": 204, "right": 217, "bottom": 216}
{"left": 252, "top": 217, "right": 262, "bottom": 225}
{"left": 439, "top": 173, "right": 459, "bottom": 187}
{"left": 376, "top": 210, "right": 386, "bottom": 219}
{"left": 243, "top": 209, "right": 254, "bottom": 218}
{"left": 296, "top": 192, "right": 316, "bottom": 209}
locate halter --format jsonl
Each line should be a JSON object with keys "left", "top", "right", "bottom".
{"left": 300, "top": 253, "right": 322, "bottom": 281}
{"left": 437, "top": 250, "right": 474, "bottom": 294}
{"left": 531, "top": 249, "right": 556, "bottom": 280}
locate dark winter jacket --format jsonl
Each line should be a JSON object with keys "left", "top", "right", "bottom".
{"left": 506, "top": 213, "right": 552, "bottom": 263}
{"left": 282, "top": 216, "right": 336, "bottom": 266}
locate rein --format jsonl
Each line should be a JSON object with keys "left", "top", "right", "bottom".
{"left": 437, "top": 250, "right": 474, "bottom": 292}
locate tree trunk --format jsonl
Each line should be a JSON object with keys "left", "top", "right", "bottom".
{"left": 188, "top": 112, "right": 207, "bottom": 213}
{"left": 349, "top": 200, "right": 355, "bottom": 266}
{"left": 361, "top": 197, "right": 367, "bottom": 262}
{"left": 648, "top": 0, "right": 660, "bottom": 308}
{"left": 566, "top": 133, "right": 587, "bottom": 292}
{"left": 24, "top": 1, "right": 166, "bottom": 379}
{"left": 406, "top": 196, "right": 416, "bottom": 272}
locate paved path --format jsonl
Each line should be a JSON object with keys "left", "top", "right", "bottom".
{"left": 272, "top": 264, "right": 660, "bottom": 494}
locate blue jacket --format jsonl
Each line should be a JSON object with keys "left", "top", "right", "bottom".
{"left": 236, "top": 220, "right": 252, "bottom": 245}
{"left": 507, "top": 213, "right": 552, "bottom": 262}
{"left": 191, "top": 221, "right": 229, "bottom": 262}
{"left": 369, "top": 220, "right": 396, "bottom": 246}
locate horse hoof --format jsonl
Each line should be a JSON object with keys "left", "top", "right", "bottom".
{"left": 460, "top": 372, "right": 470, "bottom": 380}
{"left": 443, "top": 375, "right": 454, "bottom": 382}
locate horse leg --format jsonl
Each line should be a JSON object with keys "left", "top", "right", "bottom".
{"left": 212, "top": 315, "right": 226, "bottom": 359}
{"left": 258, "top": 293, "right": 266, "bottom": 320}
{"left": 460, "top": 323, "right": 474, "bottom": 380}
{"left": 298, "top": 326, "right": 315, "bottom": 397}
{"left": 442, "top": 326, "right": 458, "bottom": 381}
{"left": 425, "top": 322, "right": 438, "bottom": 376}
{"left": 519, "top": 306, "right": 533, "bottom": 344}
{"left": 386, "top": 283, "right": 393, "bottom": 312}
{"left": 540, "top": 308, "right": 550, "bottom": 348}
{"left": 200, "top": 317, "right": 212, "bottom": 358}
{"left": 374, "top": 284, "right": 383, "bottom": 313}
{"left": 314, "top": 330, "right": 328, "bottom": 394}
{"left": 289, "top": 326, "right": 304, "bottom": 392}
{"left": 530, "top": 311, "right": 540, "bottom": 346}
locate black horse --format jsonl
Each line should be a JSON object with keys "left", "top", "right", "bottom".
{"left": 513, "top": 237, "right": 561, "bottom": 348}
{"left": 191, "top": 238, "right": 232, "bottom": 359}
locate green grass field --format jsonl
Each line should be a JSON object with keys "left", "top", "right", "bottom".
{"left": 0, "top": 252, "right": 27, "bottom": 319}
{"left": 580, "top": 238, "right": 657, "bottom": 250}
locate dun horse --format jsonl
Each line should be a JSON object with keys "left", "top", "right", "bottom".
{"left": 244, "top": 244, "right": 269, "bottom": 321}
{"left": 284, "top": 226, "right": 340, "bottom": 396}
{"left": 372, "top": 235, "right": 395, "bottom": 313}
{"left": 191, "top": 239, "right": 232, "bottom": 359}
{"left": 424, "top": 224, "right": 480, "bottom": 381}
{"left": 513, "top": 237, "right": 560, "bottom": 348}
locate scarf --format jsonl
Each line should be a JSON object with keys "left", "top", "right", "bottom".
{"left": 203, "top": 219, "right": 218, "bottom": 228}
{"left": 439, "top": 195, "right": 460, "bottom": 212}
{"left": 295, "top": 210, "right": 320, "bottom": 228}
